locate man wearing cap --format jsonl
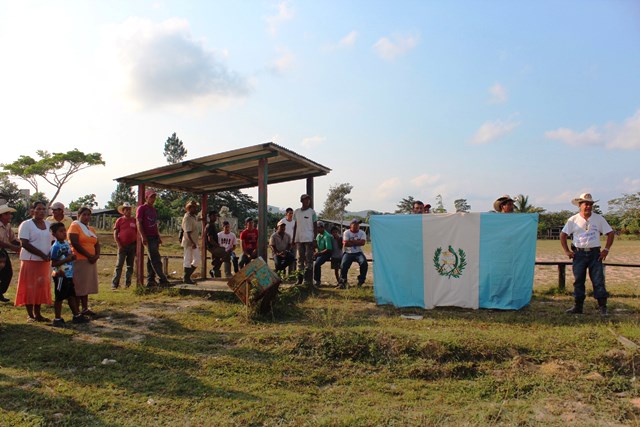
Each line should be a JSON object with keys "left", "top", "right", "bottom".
{"left": 217, "top": 220, "right": 238, "bottom": 278}
{"left": 239, "top": 217, "right": 259, "bottom": 269}
{"left": 111, "top": 202, "right": 137, "bottom": 289}
{"left": 204, "top": 210, "right": 223, "bottom": 278}
{"left": 293, "top": 194, "right": 318, "bottom": 286}
{"left": 561, "top": 193, "right": 615, "bottom": 315}
{"left": 136, "top": 189, "right": 169, "bottom": 286}
{"left": 0, "top": 204, "right": 21, "bottom": 302}
{"left": 46, "top": 202, "right": 73, "bottom": 228}
{"left": 270, "top": 220, "right": 295, "bottom": 273}
{"left": 312, "top": 221, "right": 333, "bottom": 287}
{"left": 339, "top": 219, "right": 368, "bottom": 288}
{"left": 494, "top": 195, "right": 515, "bottom": 213}
{"left": 181, "top": 201, "right": 201, "bottom": 284}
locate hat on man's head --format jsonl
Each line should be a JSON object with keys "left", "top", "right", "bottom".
{"left": 572, "top": 193, "right": 598, "bottom": 207}
{"left": 493, "top": 195, "right": 515, "bottom": 212}
{"left": 300, "top": 194, "right": 311, "bottom": 202}
{"left": 245, "top": 217, "right": 254, "bottom": 223}
{"left": 277, "top": 219, "right": 286, "bottom": 227}
{"left": 117, "top": 202, "right": 132, "bottom": 214}
{"left": 185, "top": 200, "right": 199, "bottom": 210}
{"left": 350, "top": 218, "right": 361, "bottom": 225}
{"left": 317, "top": 221, "right": 325, "bottom": 228}
{"left": 51, "top": 202, "right": 65, "bottom": 210}
{"left": 0, "top": 204, "right": 16, "bottom": 215}
{"left": 145, "top": 189, "right": 157, "bottom": 199}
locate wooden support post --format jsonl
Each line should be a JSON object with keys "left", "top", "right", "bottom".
{"left": 257, "top": 158, "right": 268, "bottom": 260}
{"left": 136, "top": 184, "right": 145, "bottom": 287}
{"left": 306, "top": 177, "right": 314, "bottom": 209}
{"left": 200, "top": 193, "right": 208, "bottom": 279}
{"left": 558, "top": 264, "right": 566, "bottom": 291}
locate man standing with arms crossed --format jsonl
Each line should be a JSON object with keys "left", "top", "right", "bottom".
{"left": 292, "top": 194, "right": 317, "bottom": 287}
{"left": 136, "top": 190, "right": 170, "bottom": 287}
{"left": 560, "top": 193, "right": 615, "bottom": 315}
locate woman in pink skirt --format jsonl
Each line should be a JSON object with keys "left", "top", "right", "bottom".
{"left": 16, "top": 201, "right": 53, "bottom": 322}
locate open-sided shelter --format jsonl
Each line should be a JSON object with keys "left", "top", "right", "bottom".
{"left": 115, "top": 143, "right": 331, "bottom": 286}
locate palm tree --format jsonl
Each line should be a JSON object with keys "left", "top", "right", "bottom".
{"left": 514, "top": 194, "right": 531, "bottom": 213}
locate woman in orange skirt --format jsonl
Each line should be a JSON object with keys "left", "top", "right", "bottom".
{"left": 16, "top": 201, "right": 53, "bottom": 322}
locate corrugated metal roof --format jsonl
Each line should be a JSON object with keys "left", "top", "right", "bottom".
{"left": 115, "top": 142, "right": 331, "bottom": 193}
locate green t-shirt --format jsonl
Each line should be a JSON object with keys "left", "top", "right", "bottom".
{"left": 316, "top": 230, "right": 333, "bottom": 252}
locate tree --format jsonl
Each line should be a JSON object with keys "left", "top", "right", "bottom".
{"left": 395, "top": 196, "right": 417, "bottom": 214}
{"left": 69, "top": 194, "right": 98, "bottom": 212}
{"left": 433, "top": 194, "right": 447, "bottom": 213}
{"left": 514, "top": 194, "right": 545, "bottom": 213}
{"left": 321, "top": 183, "right": 353, "bottom": 228}
{"left": 608, "top": 192, "right": 640, "bottom": 234}
{"left": 454, "top": 199, "right": 470, "bottom": 212}
{"left": 2, "top": 149, "right": 105, "bottom": 206}
{"left": 164, "top": 132, "right": 188, "bottom": 164}
{"left": 106, "top": 182, "right": 137, "bottom": 209}
{"left": 0, "top": 173, "right": 23, "bottom": 205}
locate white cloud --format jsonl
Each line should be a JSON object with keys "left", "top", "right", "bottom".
{"left": 265, "top": 1, "right": 293, "bottom": 36}
{"left": 103, "top": 17, "right": 249, "bottom": 108}
{"left": 268, "top": 47, "right": 295, "bottom": 74}
{"left": 623, "top": 177, "right": 640, "bottom": 189}
{"left": 545, "top": 110, "right": 640, "bottom": 149}
{"left": 373, "top": 177, "right": 401, "bottom": 200}
{"left": 410, "top": 174, "right": 440, "bottom": 187}
{"left": 372, "top": 33, "right": 419, "bottom": 61}
{"left": 301, "top": 136, "right": 326, "bottom": 148}
{"left": 488, "top": 83, "right": 507, "bottom": 104}
{"left": 470, "top": 119, "right": 521, "bottom": 144}
{"left": 338, "top": 30, "right": 358, "bottom": 48}
{"left": 544, "top": 127, "right": 602, "bottom": 146}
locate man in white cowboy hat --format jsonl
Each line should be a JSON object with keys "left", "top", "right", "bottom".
{"left": 560, "top": 193, "right": 615, "bottom": 315}
{"left": 0, "top": 204, "right": 21, "bottom": 302}
{"left": 493, "top": 195, "right": 515, "bottom": 213}
{"left": 46, "top": 201, "right": 73, "bottom": 228}
{"left": 181, "top": 200, "right": 201, "bottom": 284}
{"left": 111, "top": 202, "right": 137, "bottom": 289}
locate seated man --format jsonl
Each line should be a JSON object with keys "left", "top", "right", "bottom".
{"left": 239, "top": 217, "right": 259, "bottom": 269}
{"left": 270, "top": 220, "right": 295, "bottom": 273}
{"left": 312, "top": 221, "right": 333, "bottom": 287}
{"left": 217, "top": 220, "right": 238, "bottom": 278}
{"left": 204, "top": 210, "right": 224, "bottom": 278}
{"left": 339, "top": 219, "right": 368, "bottom": 288}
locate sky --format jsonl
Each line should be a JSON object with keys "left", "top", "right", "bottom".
{"left": 1, "top": 0, "right": 639, "bottom": 214}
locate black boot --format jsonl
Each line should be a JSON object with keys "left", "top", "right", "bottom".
{"left": 598, "top": 298, "right": 608, "bottom": 316}
{"left": 183, "top": 267, "right": 194, "bottom": 284}
{"left": 565, "top": 299, "right": 584, "bottom": 314}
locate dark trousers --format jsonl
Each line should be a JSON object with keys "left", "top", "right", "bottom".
{"left": 275, "top": 250, "right": 296, "bottom": 272}
{"left": 340, "top": 252, "right": 368, "bottom": 285}
{"left": 239, "top": 253, "right": 257, "bottom": 269}
{"left": 572, "top": 249, "right": 608, "bottom": 301}
{"left": 313, "top": 253, "right": 331, "bottom": 283}
{"left": 146, "top": 236, "right": 167, "bottom": 283}
{"left": 0, "top": 249, "right": 12, "bottom": 296}
{"left": 112, "top": 242, "right": 136, "bottom": 287}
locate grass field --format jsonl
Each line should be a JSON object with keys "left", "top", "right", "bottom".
{"left": 1, "top": 235, "right": 640, "bottom": 426}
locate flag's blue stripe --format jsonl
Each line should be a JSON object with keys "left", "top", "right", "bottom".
{"left": 478, "top": 213, "right": 538, "bottom": 309}
{"left": 371, "top": 214, "right": 425, "bottom": 308}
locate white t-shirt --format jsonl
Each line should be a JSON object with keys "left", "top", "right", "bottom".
{"left": 562, "top": 213, "right": 613, "bottom": 249}
{"left": 18, "top": 219, "right": 53, "bottom": 260}
{"left": 282, "top": 217, "right": 295, "bottom": 239}
{"left": 217, "top": 231, "right": 237, "bottom": 252}
{"left": 293, "top": 208, "right": 317, "bottom": 243}
{"left": 343, "top": 229, "right": 366, "bottom": 254}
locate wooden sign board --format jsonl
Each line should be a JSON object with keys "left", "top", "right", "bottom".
{"left": 227, "top": 257, "right": 281, "bottom": 305}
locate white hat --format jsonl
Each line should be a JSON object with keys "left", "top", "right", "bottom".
{"left": 493, "top": 195, "right": 515, "bottom": 212}
{"left": 277, "top": 219, "right": 286, "bottom": 227}
{"left": 51, "top": 202, "right": 65, "bottom": 210}
{"left": 118, "top": 202, "right": 133, "bottom": 214}
{"left": 0, "top": 204, "right": 17, "bottom": 215}
{"left": 571, "top": 193, "right": 598, "bottom": 207}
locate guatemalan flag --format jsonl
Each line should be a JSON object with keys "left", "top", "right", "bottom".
{"left": 370, "top": 213, "right": 538, "bottom": 310}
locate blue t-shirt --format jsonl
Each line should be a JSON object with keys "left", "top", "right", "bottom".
{"left": 50, "top": 240, "right": 73, "bottom": 278}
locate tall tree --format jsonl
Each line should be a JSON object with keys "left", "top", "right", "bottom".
{"left": 395, "top": 196, "right": 417, "bottom": 214}
{"left": 514, "top": 194, "right": 545, "bottom": 213}
{"left": 163, "top": 132, "right": 188, "bottom": 164}
{"left": 69, "top": 194, "right": 98, "bottom": 211}
{"left": 433, "top": 194, "right": 447, "bottom": 213}
{"left": 454, "top": 199, "right": 471, "bottom": 212}
{"left": 2, "top": 149, "right": 105, "bottom": 206}
{"left": 321, "top": 183, "right": 353, "bottom": 227}
{"left": 106, "top": 182, "right": 137, "bottom": 209}
{"left": 0, "top": 173, "right": 23, "bottom": 205}
{"left": 608, "top": 192, "right": 640, "bottom": 233}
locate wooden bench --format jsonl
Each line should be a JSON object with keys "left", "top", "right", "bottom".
{"left": 535, "top": 261, "right": 640, "bottom": 290}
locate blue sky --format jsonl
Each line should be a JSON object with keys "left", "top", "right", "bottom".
{"left": 1, "top": 0, "right": 639, "bottom": 213}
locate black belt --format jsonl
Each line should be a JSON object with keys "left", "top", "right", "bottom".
{"left": 574, "top": 247, "right": 600, "bottom": 252}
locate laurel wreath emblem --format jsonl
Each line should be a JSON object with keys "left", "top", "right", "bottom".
{"left": 433, "top": 246, "right": 467, "bottom": 279}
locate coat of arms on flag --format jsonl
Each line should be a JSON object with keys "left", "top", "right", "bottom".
{"left": 433, "top": 246, "right": 466, "bottom": 278}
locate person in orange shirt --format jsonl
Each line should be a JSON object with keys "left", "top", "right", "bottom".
{"left": 68, "top": 206, "right": 100, "bottom": 317}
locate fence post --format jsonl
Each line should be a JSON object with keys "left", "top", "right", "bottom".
{"left": 163, "top": 256, "right": 169, "bottom": 276}
{"left": 558, "top": 264, "right": 566, "bottom": 291}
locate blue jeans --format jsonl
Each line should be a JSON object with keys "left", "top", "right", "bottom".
{"left": 146, "top": 236, "right": 167, "bottom": 284}
{"left": 274, "top": 250, "right": 296, "bottom": 273}
{"left": 572, "top": 249, "right": 608, "bottom": 300}
{"left": 313, "top": 253, "right": 332, "bottom": 283}
{"left": 340, "top": 252, "right": 368, "bottom": 285}
{"left": 112, "top": 242, "right": 136, "bottom": 287}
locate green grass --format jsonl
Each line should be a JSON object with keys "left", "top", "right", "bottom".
{"left": 1, "top": 236, "right": 640, "bottom": 425}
